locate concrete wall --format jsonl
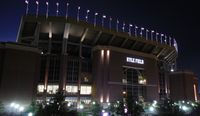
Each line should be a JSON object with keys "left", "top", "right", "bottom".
{"left": 0, "top": 43, "right": 41, "bottom": 106}
{"left": 93, "top": 46, "right": 159, "bottom": 103}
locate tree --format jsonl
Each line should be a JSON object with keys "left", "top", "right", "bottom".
{"left": 36, "top": 91, "right": 78, "bottom": 116}
{"left": 90, "top": 101, "right": 101, "bottom": 116}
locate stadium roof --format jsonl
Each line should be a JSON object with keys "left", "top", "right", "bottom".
{"left": 18, "top": 15, "right": 177, "bottom": 63}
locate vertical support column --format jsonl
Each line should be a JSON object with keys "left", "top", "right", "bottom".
{"left": 59, "top": 23, "right": 70, "bottom": 92}
{"left": 33, "top": 22, "right": 41, "bottom": 46}
{"left": 44, "top": 22, "right": 52, "bottom": 93}
{"left": 16, "top": 16, "right": 25, "bottom": 43}
{"left": 78, "top": 42, "right": 82, "bottom": 106}
{"left": 105, "top": 50, "right": 110, "bottom": 103}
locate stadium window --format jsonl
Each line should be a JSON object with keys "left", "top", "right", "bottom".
{"left": 66, "top": 85, "right": 78, "bottom": 93}
{"left": 37, "top": 84, "right": 44, "bottom": 93}
{"left": 80, "top": 86, "right": 92, "bottom": 95}
{"left": 47, "top": 85, "right": 59, "bottom": 94}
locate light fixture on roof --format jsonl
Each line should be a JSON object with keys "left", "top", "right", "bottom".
{"left": 77, "top": 6, "right": 81, "bottom": 21}
{"left": 129, "top": 24, "right": 133, "bottom": 36}
{"left": 151, "top": 30, "right": 154, "bottom": 41}
{"left": 25, "top": 0, "right": 29, "bottom": 15}
{"left": 36, "top": 1, "right": 39, "bottom": 17}
{"left": 94, "top": 12, "right": 98, "bottom": 27}
{"left": 85, "top": 9, "right": 90, "bottom": 22}
{"left": 66, "top": 3, "right": 69, "bottom": 19}
{"left": 46, "top": 2, "right": 49, "bottom": 18}
{"left": 102, "top": 15, "right": 106, "bottom": 27}
{"left": 56, "top": 2, "right": 59, "bottom": 16}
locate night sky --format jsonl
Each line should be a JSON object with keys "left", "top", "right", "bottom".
{"left": 0, "top": 0, "right": 199, "bottom": 77}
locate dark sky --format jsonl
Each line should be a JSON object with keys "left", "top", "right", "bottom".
{"left": 0, "top": 0, "right": 199, "bottom": 77}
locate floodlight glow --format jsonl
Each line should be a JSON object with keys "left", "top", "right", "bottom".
{"left": 182, "top": 105, "right": 189, "bottom": 111}
{"left": 92, "top": 101, "right": 96, "bottom": 105}
{"left": 28, "top": 112, "right": 33, "bottom": 116}
{"left": 102, "top": 112, "right": 109, "bottom": 116}
{"left": 149, "top": 106, "right": 155, "bottom": 112}
{"left": 14, "top": 104, "right": 20, "bottom": 109}
{"left": 19, "top": 106, "right": 24, "bottom": 112}
{"left": 10, "top": 102, "right": 15, "bottom": 107}
{"left": 79, "top": 104, "right": 84, "bottom": 109}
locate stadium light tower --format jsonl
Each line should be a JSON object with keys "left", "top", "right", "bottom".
{"left": 102, "top": 15, "right": 106, "bottom": 27}
{"left": 122, "top": 22, "right": 125, "bottom": 32}
{"left": 169, "top": 36, "right": 172, "bottom": 46}
{"left": 109, "top": 17, "right": 112, "bottom": 30}
{"left": 146, "top": 29, "right": 149, "bottom": 40}
{"left": 134, "top": 25, "right": 138, "bottom": 37}
{"left": 66, "top": 3, "right": 69, "bottom": 19}
{"left": 77, "top": 6, "right": 81, "bottom": 21}
{"left": 151, "top": 30, "right": 154, "bottom": 41}
{"left": 140, "top": 27, "right": 144, "bottom": 37}
{"left": 129, "top": 24, "right": 133, "bottom": 36}
{"left": 116, "top": 19, "right": 119, "bottom": 32}
{"left": 86, "top": 9, "right": 90, "bottom": 22}
{"left": 36, "top": 1, "right": 39, "bottom": 17}
{"left": 161, "top": 34, "right": 164, "bottom": 44}
{"left": 156, "top": 32, "right": 159, "bottom": 42}
{"left": 46, "top": 2, "right": 49, "bottom": 18}
{"left": 164, "top": 35, "right": 167, "bottom": 44}
{"left": 56, "top": 2, "right": 59, "bottom": 16}
{"left": 94, "top": 12, "right": 98, "bottom": 27}
{"left": 25, "top": 0, "right": 29, "bottom": 15}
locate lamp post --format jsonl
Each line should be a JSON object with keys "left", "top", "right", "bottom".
{"left": 102, "top": 15, "right": 106, "bottom": 27}
{"left": 25, "top": 0, "right": 29, "bottom": 15}
{"left": 140, "top": 27, "right": 144, "bottom": 37}
{"left": 46, "top": 2, "right": 49, "bottom": 18}
{"left": 86, "top": 9, "right": 90, "bottom": 22}
{"left": 134, "top": 25, "right": 138, "bottom": 37}
{"left": 36, "top": 1, "right": 39, "bottom": 17}
{"left": 129, "top": 24, "right": 133, "bottom": 36}
{"left": 94, "top": 12, "right": 98, "bottom": 27}
{"left": 66, "top": 3, "right": 69, "bottom": 19}
{"left": 56, "top": 2, "right": 59, "bottom": 16}
{"left": 77, "top": 6, "right": 80, "bottom": 21}
{"left": 151, "top": 30, "right": 154, "bottom": 41}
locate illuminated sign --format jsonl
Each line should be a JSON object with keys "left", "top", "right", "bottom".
{"left": 126, "top": 57, "right": 144, "bottom": 64}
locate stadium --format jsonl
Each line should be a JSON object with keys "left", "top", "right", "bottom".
{"left": 16, "top": 13, "right": 178, "bottom": 106}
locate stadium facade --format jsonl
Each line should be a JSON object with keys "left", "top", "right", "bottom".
{"left": 15, "top": 15, "right": 178, "bottom": 104}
